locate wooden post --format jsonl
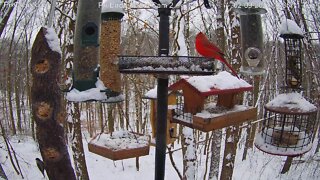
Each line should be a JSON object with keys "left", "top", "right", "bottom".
{"left": 31, "top": 27, "right": 76, "bottom": 179}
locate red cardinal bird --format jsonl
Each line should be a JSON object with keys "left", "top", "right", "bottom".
{"left": 195, "top": 32, "right": 239, "bottom": 78}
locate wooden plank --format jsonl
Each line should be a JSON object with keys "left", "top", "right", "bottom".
{"left": 88, "top": 142, "right": 150, "bottom": 161}
{"left": 193, "top": 107, "right": 257, "bottom": 131}
{"left": 88, "top": 133, "right": 150, "bottom": 161}
{"left": 216, "top": 93, "right": 236, "bottom": 109}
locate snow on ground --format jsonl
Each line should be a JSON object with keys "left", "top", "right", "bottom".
{"left": 1, "top": 132, "right": 320, "bottom": 180}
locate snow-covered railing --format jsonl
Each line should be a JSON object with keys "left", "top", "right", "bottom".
{"left": 118, "top": 56, "right": 215, "bottom": 75}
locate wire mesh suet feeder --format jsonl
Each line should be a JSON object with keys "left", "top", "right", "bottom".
{"left": 255, "top": 93, "right": 317, "bottom": 156}
{"left": 234, "top": 0, "right": 267, "bottom": 75}
{"left": 73, "top": 0, "right": 101, "bottom": 91}
{"left": 279, "top": 19, "right": 304, "bottom": 89}
{"left": 254, "top": 19, "right": 318, "bottom": 156}
{"left": 100, "top": 0, "right": 124, "bottom": 100}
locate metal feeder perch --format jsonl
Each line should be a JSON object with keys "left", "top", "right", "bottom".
{"left": 88, "top": 131, "right": 150, "bottom": 161}
{"left": 118, "top": 56, "right": 215, "bottom": 75}
{"left": 255, "top": 93, "right": 318, "bottom": 156}
{"left": 234, "top": 1, "right": 267, "bottom": 75}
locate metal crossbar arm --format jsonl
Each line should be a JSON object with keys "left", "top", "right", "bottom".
{"left": 118, "top": 56, "right": 215, "bottom": 75}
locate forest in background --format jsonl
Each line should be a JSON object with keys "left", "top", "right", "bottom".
{"left": 0, "top": 0, "right": 319, "bottom": 179}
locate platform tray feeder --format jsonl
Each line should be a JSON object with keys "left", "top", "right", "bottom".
{"left": 168, "top": 72, "right": 257, "bottom": 132}
{"left": 255, "top": 93, "right": 318, "bottom": 156}
{"left": 118, "top": 56, "right": 215, "bottom": 75}
{"left": 88, "top": 131, "right": 150, "bottom": 161}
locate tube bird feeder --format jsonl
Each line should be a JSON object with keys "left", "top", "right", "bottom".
{"left": 73, "top": 0, "right": 101, "bottom": 91}
{"left": 234, "top": 0, "right": 267, "bottom": 75}
{"left": 100, "top": 0, "right": 124, "bottom": 98}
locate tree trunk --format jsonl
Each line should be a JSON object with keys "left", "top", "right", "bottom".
{"left": 71, "top": 103, "right": 90, "bottom": 180}
{"left": 31, "top": 27, "right": 76, "bottom": 180}
{"left": 220, "top": 126, "right": 240, "bottom": 180}
{"left": 182, "top": 127, "right": 196, "bottom": 180}
{"left": 208, "top": 0, "right": 225, "bottom": 178}
{"left": 281, "top": 156, "right": 293, "bottom": 174}
{"left": 0, "top": 0, "right": 18, "bottom": 37}
{"left": 208, "top": 130, "right": 222, "bottom": 180}
{"left": 0, "top": 162, "right": 7, "bottom": 180}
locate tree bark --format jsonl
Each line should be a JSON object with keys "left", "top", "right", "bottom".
{"left": 220, "top": 126, "right": 240, "bottom": 180}
{"left": 281, "top": 156, "right": 293, "bottom": 174}
{"left": 182, "top": 127, "right": 196, "bottom": 180}
{"left": 0, "top": 0, "right": 18, "bottom": 37}
{"left": 0, "top": 162, "right": 7, "bottom": 180}
{"left": 208, "top": 0, "right": 225, "bottom": 178}
{"left": 71, "top": 103, "right": 90, "bottom": 180}
{"left": 31, "top": 27, "right": 76, "bottom": 180}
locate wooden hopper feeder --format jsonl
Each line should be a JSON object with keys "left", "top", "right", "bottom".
{"left": 88, "top": 131, "right": 150, "bottom": 160}
{"left": 168, "top": 73, "right": 257, "bottom": 132}
{"left": 255, "top": 93, "right": 318, "bottom": 156}
{"left": 144, "top": 88, "right": 178, "bottom": 145}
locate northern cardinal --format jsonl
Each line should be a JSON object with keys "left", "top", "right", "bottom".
{"left": 195, "top": 32, "right": 239, "bottom": 78}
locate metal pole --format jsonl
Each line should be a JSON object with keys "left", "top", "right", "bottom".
{"left": 47, "top": 0, "right": 57, "bottom": 28}
{"left": 155, "top": 7, "right": 170, "bottom": 180}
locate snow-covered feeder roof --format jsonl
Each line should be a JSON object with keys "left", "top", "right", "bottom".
{"left": 279, "top": 19, "right": 304, "bottom": 39}
{"left": 169, "top": 71, "right": 252, "bottom": 97}
{"left": 265, "top": 93, "right": 317, "bottom": 114}
{"left": 233, "top": 0, "right": 267, "bottom": 15}
{"left": 101, "top": 0, "right": 124, "bottom": 20}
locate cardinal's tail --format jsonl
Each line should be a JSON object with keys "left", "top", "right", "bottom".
{"left": 224, "top": 62, "right": 240, "bottom": 79}
{"left": 216, "top": 56, "right": 239, "bottom": 79}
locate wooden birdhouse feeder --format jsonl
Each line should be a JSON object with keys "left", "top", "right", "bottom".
{"left": 279, "top": 19, "right": 304, "bottom": 89}
{"left": 100, "top": 0, "right": 124, "bottom": 100}
{"left": 168, "top": 71, "right": 257, "bottom": 132}
{"left": 144, "top": 87, "right": 178, "bottom": 145}
{"left": 88, "top": 131, "right": 150, "bottom": 160}
{"left": 255, "top": 93, "right": 318, "bottom": 156}
{"left": 234, "top": 0, "right": 267, "bottom": 75}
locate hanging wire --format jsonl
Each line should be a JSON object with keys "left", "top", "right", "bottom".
{"left": 47, "top": 0, "right": 57, "bottom": 28}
